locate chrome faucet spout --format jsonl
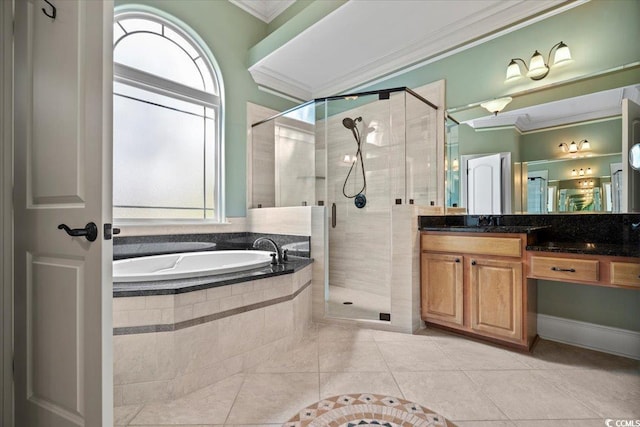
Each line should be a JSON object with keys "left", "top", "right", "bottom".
{"left": 253, "top": 237, "right": 283, "bottom": 265}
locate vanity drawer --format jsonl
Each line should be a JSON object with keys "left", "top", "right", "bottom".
{"left": 610, "top": 262, "right": 640, "bottom": 287}
{"left": 529, "top": 256, "right": 599, "bottom": 282}
{"left": 422, "top": 234, "right": 521, "bottom": 257}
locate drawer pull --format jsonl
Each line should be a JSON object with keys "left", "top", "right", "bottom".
{"left": 551, "top": 267, "right": 576, "bottom": 273}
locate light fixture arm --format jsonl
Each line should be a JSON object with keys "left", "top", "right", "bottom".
{"left": 509, "top": 57, "right": 529, "bottom": 72}
{"left": 559, "top": 139, "right": 589, "bottom": 153}
{"left": 505, "top": 41, "right": 571, "bottom": 83}
{"left": 546, "top": 41, "right": 565, "bottom": 67}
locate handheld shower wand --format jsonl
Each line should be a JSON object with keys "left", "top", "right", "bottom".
{"left": 342, "top": 116, "right": 367, "bottom": 208}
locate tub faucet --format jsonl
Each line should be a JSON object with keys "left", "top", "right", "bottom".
{"left": 253, "top": 237, "right": 283, "bottom": 265}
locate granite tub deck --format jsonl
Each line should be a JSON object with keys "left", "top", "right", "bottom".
{"left": 113, "top": 233, "right": 314, "bottom": 406}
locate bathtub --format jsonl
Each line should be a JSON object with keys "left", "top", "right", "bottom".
{"left": 113, "top": 250, "right": 273, "bottom": 282}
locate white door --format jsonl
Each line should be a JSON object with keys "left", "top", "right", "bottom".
{"left": 622, "top": 99, "right": 640, "bottom": 212}
{"left": 610, "top": 162, "right": 623, "bottom": 213}
{"left": 14, "top": 0, "right": 113, "bottom": 426}
{"left": 468, "top": 153, "right": 502, "bottom": 214}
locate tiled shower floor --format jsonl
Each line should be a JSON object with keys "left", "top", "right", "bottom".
{"left": 325, "top": 285, "right": 390, "bottom": 321}
{"left": 114, "top": 323, "right": 640, "bottom": 427}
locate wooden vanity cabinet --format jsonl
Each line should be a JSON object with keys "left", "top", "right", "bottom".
{"left": 528, "top": 251, "right": 640, "bottom": 289}
{"left": 420, "top": 253, "right": 464, "bottom": 326}
{"left": 420, "top": 232, "right": 536, "bottom": 350}
{"left": 469, "top": 257, "right": 523, "bottom": 341}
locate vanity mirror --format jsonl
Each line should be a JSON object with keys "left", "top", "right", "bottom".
{"left": 445, "top": 83, "right": 640, "bottom": 214}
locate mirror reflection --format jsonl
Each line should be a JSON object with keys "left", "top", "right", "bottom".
{"left": 445, "top": 84, "right": 640, "bottom": 214}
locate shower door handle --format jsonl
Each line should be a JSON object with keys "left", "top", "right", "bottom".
{"left": 331, "top": 203, "right": 337, "bottom": 228}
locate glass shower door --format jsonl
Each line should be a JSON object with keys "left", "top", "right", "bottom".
{"left": 324, "top": 94, "right": 392, "bottom": 321}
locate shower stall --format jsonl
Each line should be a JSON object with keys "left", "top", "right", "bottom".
{"left": 251, "top": 87, "right": 440, "bottom": 324}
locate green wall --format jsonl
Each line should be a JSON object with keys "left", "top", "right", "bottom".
{"left": 521, "top": 118, "right": 622, "bottom": 162}
{"left": 115, "top": 0, "right": 296, "bottom": 217}
{"left": 538, "top": 281, "right": 640, "bottom": 331}
{"left": 357, "top": 0, "right": 640, "bottom": 116}
{"left": 527, "top": 154, "right": 622, "bottom": 182}
{"left": 459, "top": 125, "right": 520, "bottom": 160}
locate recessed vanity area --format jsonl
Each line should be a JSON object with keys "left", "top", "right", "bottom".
{"left": 419, "top": 214, "right": 640, "bottom": 353}
{"left": 430, "top": 72, "right": 640, "bottom": 356}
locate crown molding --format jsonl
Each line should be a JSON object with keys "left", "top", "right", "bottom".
{"left": 229, "top": 0, "right": 296, "bottom": 23}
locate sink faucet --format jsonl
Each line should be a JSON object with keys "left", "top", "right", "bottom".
{"left": 253, "top": 237, "right": 283, "bottom": 265}
{"left": 478, "top": 215, "right": 494, "bottom": 227}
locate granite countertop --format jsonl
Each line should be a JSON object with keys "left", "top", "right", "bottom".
{"left": 113, "top": 257, "right": 313, "bottom": 297}
{"left": 526, "top": 242, "right": 640, "bottom": 258}
{"left": 420, "top": 225, "right": 550, "bottom": 234}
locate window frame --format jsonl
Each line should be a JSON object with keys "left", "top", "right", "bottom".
{"left": 112, "top": 7, "right": 225, "bottom": 225}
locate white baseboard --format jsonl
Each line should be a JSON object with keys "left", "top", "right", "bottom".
{"left": 537, "top": 314, "right": 640, "bottom": 360}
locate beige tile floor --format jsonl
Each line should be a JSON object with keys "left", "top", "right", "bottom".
{"left": 115, "top": 323, "right": 640, "bottom": 427}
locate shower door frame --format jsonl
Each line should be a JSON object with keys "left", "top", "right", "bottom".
{"left": 321, "top": 88, "right": 439, "bottom": 323}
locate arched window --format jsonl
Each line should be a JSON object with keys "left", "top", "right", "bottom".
{"left": 113, "top": 9, "right": 223, "bottom": 221}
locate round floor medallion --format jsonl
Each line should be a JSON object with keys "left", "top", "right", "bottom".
{"left": 283, "top": 394, "right": 454, "bottom": 427}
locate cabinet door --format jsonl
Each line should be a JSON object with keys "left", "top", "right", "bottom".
{"left": 421, "top": 253, "right": 464, "bottom": 326}
{"left": 469, "top": 258, "right": 523, "bottom": 341}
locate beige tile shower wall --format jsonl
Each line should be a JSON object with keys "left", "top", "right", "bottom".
{"left": 413, "top": 80, "right": 446, "bottom": 208}
{"left": 247, "top": 206, "right": 312, "bottom": 235}
{"left": 116, "top": 216, "right": 247, "bottom": 237}
{"left": 247, "top": 102, "right": 279, "bottom": 209}
{"left": 325, "top": 99, "right": 397, "bottom": 299}
{"left": 275, "top": 118, "right": 316, "bottom": 207}
{"left": 114, "top": 266, "right": 313, "bottom": 406}
{"left": 406, "top": 94, "right": 439, "bottom": 206}
{"left": 390, "top": 205, "right": 425, "bottom": 333}
{"left": 311, "top": 206, "right": 327, "bottom": 322}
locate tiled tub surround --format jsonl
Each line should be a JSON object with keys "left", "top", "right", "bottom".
{"left": 113, "top": 233, "right": 313, "bottom": 406}
{"left": 113, "top": 263, "right": 313, "bottom": 406}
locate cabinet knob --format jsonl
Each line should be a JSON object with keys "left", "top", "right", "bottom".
{"left": 455, "top": 258, "right": 460, "bottom": 263}
{"left": 471, "top": 260, "right": 476, "bottom": 266}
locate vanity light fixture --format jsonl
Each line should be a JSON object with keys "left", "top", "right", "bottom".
{"left": 559, "top": 139, "right": 590, "bottom": 153}
{"left": 505, "top": 41, "right": 572, "bottom": 82}
{"left": 579, "top": 168, "right": 585, "bottom": 176}
{"left": 571, "top": 169, "right": 577, "bottom": 176}
{"left": 480, "top": 97, "right": 513, "bottom": 115}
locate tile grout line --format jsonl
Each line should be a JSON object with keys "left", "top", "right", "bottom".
{"left": 372, "top": 337, "right": 406, "bottom": 400}
{"left": 458, "top": 369, "right": 512, "bottom": 423}
{"left": 123, "top": 403, "right": 146, "bottom": 426}
{"left": 222, "top": 373, "right": 248, "bottom": 426}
